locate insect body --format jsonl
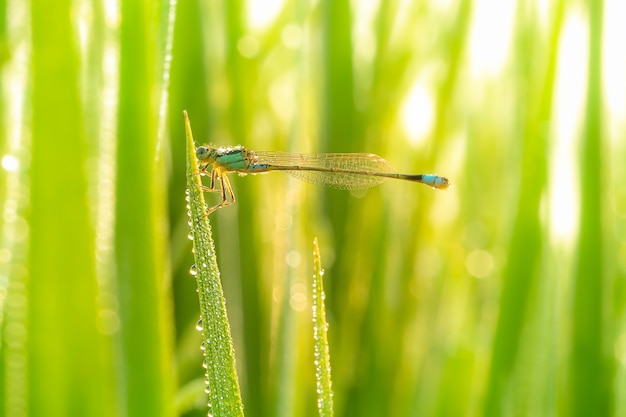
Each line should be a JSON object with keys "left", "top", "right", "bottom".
{"left": 195, "top": 145, "right": 450, "bottom": 215}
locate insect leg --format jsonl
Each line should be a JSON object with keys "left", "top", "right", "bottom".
{"left": 202, "top": 174, "right": 235, "bottom": 216}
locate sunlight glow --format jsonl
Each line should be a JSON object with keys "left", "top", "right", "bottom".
{"left": 1, "top": 155, "right": 19, "bottom": 172}
{"left": 549, "top": 10, "right": 587, "bottom": 242}
{"left": 401, "top": 80, "right": 435, "bottom": 146}
{"left": 281, "top": 24, "right": 303, "bottom": 50}
{"left": 76, "top": 3, "right": 90, "bottom": 52}
{"left": 465, "top": 249, "right": 495, "bottom": 279}
{"left": 285, "top": 250, "right": 301, "bottom": 268}
{"left": 352, "top": 0, "right": 379, "bottom": 64}
{"left": 104, "top": 0, "right": 119, "bottom": 26}
{"left": 289, "top": 283, "right": 307, "bottom": 311}
{"left": 468, "top": 0, "right": 517, "bottom": 77}
{"left": 237, "top": 35, "right": 260, "bottom": 58}
{"left": 603, "top": 0, "right": 626, "bottom": 124}
{"left": 536, "top": 0, "right": 551, "bottom": 28}
{"left": 248, "top": 0, "right": 285, "bottom": 29}
{"left": 269, "top": 72, "right": 296, "bottom": 124}
{"left": 432, "top": 0, "right": 455, "bottom": 10}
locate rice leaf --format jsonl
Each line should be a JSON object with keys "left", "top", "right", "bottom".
{"left": 184, "top": 111, "right": 244, "bottom": 417}
{"left": 312, "top": 238, "right": 334, "bottom": 417}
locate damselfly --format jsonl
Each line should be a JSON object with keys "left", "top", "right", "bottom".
{"left": 194, "top": 145, "right": 450, "bottom": 215}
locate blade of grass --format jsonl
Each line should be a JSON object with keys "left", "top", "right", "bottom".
{"left": 184, "top": 111, "right": 244, "bottom": 417}
{"left": 222, "top": 2, "right": 270, "bottom": 414}
{"left": 482, "top": 1, "right": 563, "bottom": 414}
{"left": 570, "top": 1, "right": 612, "bottom": 415}
{"left": 320, "top": 0, "right": 357, "bottom": 337}
{"left": 312, "top": 238, "right": 334, "bottom": 417}
{"left": 28, "top": 0, "right": 108, "bottom": 415}
{"left": 115, "top": 1, "right": 175, "bottom": 416}
{"left": 174, "top": 377, "right": 207, "bottom": 415}
{"left": 0, "top": 2, "right": 28, "bottom": 414}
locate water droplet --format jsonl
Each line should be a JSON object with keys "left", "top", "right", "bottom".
{"left": 185, "top": 188, "right": 190, "bottom": 195}
{"left": 202, "top": 358, "right": 208, "bottom": 369}
{"left": 196, "top": 318, "right": 204, "bottom": 331}
{"left": 187, "top": 230, "right": 194, "bottom": 240}
{"left": 187, "top": 219, "right": 193, "bottom": 226}
{"left": 189, "top": 264, "right": 197, "bottom": 276}
{"left": 200, "top": 342, "right": 206, "bottom": 351}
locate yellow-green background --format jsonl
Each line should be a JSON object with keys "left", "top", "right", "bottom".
{"left": 1, "top": 0, "right": 624, "bottom": 416}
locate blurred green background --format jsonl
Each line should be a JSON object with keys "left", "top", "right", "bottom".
{"left": 1, "top": 0, "right": 625, "bottom": 416}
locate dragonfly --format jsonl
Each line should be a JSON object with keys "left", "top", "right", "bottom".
{"left": 194, "top": 144, "right": 450, "bottom": 215}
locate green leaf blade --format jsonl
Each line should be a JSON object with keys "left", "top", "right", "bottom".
{"left": 312, "top": 238, "right": 334, "bottom": 417}
{"left": 27, "top": 1, "right": 110, "bottom": 415}
{"left": 184, "top": 111, "right": 244, "bottom": 417}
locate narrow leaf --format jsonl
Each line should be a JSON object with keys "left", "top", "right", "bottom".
{"left": 312, "top": 238, "right": 334, "bottom": 417}
{"left": 184, "top": 111, "right": 244, "bottom": 417}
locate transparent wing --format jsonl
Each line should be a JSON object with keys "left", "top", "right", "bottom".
{"left": 252, "top": 151, "right": 395, "bottom": 190}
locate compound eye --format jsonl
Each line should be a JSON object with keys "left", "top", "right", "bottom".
{"left": 196, "top": 146, "right": 209, "bottom": 160}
